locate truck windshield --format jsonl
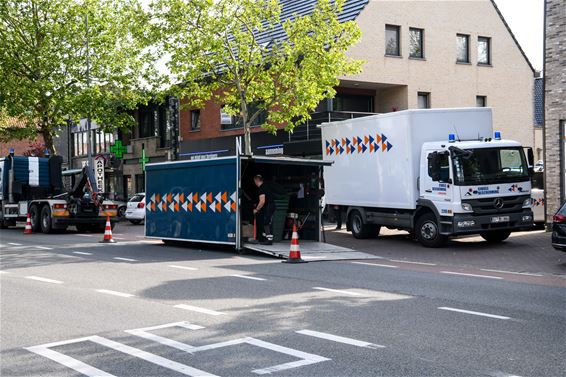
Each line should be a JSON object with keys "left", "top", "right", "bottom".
{"left": 452, "top": 147, "right": 529, "bottom": 186}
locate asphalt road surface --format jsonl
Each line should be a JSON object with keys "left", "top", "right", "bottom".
{"left": 1, "top": 223, "right": 565, "bottom": 377}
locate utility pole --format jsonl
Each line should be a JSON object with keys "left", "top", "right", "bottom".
{"left": 85, "top": 13, "right": 94, "bottom": 175}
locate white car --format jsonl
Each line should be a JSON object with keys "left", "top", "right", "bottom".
{"left": 125, "top": 193, "right": 145, "bottom": 224}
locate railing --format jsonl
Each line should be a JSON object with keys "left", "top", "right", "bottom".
{"left": 288, "top": 111, "right": 376, "bottom": 142}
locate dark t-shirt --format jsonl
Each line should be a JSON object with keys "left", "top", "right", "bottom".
{"left": 258, "top": 183, "right": 274, "bottom": 213}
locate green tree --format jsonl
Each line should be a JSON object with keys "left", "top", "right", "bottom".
{"left": 151, "top": 0, "right": 364, "bottom": 155}
{"left": 0, "top": 0, "right": 158, "bottom": 154}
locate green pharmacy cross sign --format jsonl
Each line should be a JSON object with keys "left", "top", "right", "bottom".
{"left": 110, "top": 140, "right": 128, "bottom": 158}
{"left": 139, "top": 148, "right": 150, "bottom": 170}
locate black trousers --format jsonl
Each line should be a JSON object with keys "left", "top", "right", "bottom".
{"left": 256, "top": 208, "right": 274, "bottom": 241}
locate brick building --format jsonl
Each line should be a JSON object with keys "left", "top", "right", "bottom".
{"left": 544, "top": 0, "right": 566, "bottom": 224}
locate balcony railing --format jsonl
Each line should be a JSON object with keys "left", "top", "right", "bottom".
{"left": 288, "top": 111, "right": 377, "bottom": 142}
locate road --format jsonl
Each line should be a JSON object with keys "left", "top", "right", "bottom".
{"left": 1, "top": 223, "right": 565, "bottom": 377}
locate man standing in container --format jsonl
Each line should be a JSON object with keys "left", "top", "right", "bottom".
{"left": 253, "top": 175, "right": 274, "bottom": 245}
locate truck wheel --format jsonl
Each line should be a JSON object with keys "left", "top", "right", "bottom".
{"left": 348, "top": 210, "right": 378, "bottom": 239}
{"left": 480, "top": 230, "right": 511, "bottom": 244}
{"left": 416, "top": 213, "right": 447, "bottom": 248}
{"left": 40, "top": 206, "right": 54, "bottom": 234}
{"left": 129, "top": 220, "right": 142, "bottom": 225}
{"left": 29, "top": 205, "right": 42, "bottom": 232}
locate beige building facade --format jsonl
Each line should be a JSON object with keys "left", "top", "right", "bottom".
{"left": 342, "top": 0, "right": 536, "bottom": 148}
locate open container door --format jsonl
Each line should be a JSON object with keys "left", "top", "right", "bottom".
{"left": 240, "top": 156, "right": 373, "bottom": 261}
{"left": 145, "top": 157, "right": 239, "bottom": 246}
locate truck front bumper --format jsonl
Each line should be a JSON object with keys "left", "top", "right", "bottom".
{"left": 445, "top": 209, "right": 533, "bottom": 235}
{"left": 52, "top": 216, "right": 117, "bottom": 226}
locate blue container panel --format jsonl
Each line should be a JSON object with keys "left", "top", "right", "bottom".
{"left": 11, "top": 157, "right": 50, "bottom": 187}
{"left": 145, "top": 159, "right": 238, "bottom": 244}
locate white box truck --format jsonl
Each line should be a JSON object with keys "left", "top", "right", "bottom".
{"left": 321, "top": 108, "right": 534, "bottom": 247}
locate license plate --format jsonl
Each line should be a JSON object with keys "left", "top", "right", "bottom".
{"left": 491, "top": 216, "right": 510, "bottom": 223}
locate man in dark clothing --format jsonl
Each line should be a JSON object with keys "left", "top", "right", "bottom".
{"left": 253, "top": 175, "right": 275, "bottom": 245}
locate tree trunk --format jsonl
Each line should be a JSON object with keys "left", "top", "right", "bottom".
{"left": 41, "top": 127, "right": 56, "bottom": 156}
{"left": 244, "top": 122, "right": 252, "bottom": 156}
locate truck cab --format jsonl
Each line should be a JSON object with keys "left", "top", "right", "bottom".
{"left": 418, "top": 135, "right": 533, "bottom": 246}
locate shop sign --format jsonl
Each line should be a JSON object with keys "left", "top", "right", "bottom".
{"left": 94, "top": 156, "right": 106, "bottom": 193}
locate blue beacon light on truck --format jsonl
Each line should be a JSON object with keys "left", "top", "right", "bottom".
{"left": 494, "top": 131, "right": 502, "bottom": 140}
{"left": 448, "top": 134, "right": 456, "bottom": 143}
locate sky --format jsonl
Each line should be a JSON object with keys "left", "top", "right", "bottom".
{"left": 493, "top": 0, "right": 544, "bottom": 71}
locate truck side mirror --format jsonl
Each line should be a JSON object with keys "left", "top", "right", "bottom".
{"left": 526, "top": 147, "right": 534, "bottom": 168}
{"left": 427, "top": 153, "right": 441, "bottom": 182}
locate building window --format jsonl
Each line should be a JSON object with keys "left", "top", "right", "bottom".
{"left": 456, "top": 34, "right": 470, "bottom": 63}
{"left": 476, "top": 96, "right": 487, "bottom": 107}
{"left": 220, "top": 104, "right": 267, "bottom": 130}
{"left": 409, "top": 28, "right": 424, "bottom": 58}
{"left": 385, "top": 25, "right": 401, "bottom": 56}
{"left": 135, "top": 174, "right": 145, "bottom": 194}
{"left": 478, "top": 36, "right": 491, "bottom": 65}
{"left": 418, "top": 92, "right": 430, "bottom": 109}
{"left": 191, "top": 110, "right": 201, "bottom": 131}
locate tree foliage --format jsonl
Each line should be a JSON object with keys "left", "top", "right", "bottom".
{"left": 0, "top": 0, "right": 157, "bottom": 153}
{"left": 151, "top": 0, "right": 364, "bottom": 154}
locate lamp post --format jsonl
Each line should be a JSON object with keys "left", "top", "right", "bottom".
{"left": 85, "top": 13, "right": 94, "bottom": 177}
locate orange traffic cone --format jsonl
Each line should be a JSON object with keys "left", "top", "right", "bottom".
{"left": 283, "top": 224, "right": 307, "bottom": 264}
{"left": 99, "top": 216, "right": 116, "bottom": 243}
{"left": 23, "top": 213, "right": 33, "bottom": 234}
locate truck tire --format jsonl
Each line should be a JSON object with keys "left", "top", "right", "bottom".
{"left": 416, "top": 213, "right": 448, "bottom": 248}
{"left": 129, "top": 219, "right": 142, "bottom": 225}
{"left": 29, "top": 205, "right": 42, "bottom": 232}
{"left": 40, "top": 205, "right": 54, "bottom": 234}
{"left": 480, "top": 230, "right": 511, "bottom": 244}
{"left": 348, "top": 210, "right": 379, "bottom": 239}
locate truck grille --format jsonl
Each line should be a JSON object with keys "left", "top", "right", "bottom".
{"left": 463, "top": 195, "right": 528, "bottom": 215}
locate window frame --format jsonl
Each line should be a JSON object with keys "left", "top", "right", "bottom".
{"left": 385, "top": 24, "right": 401, "bottom": 57}
{"left": 191, "top": 109, "right": 201, "bottom": 131}
{"left": 409, "top": 27, "right": 425, "bottom": 59}
{"left": 456, "top": 33, "right": 470, "bottom": 64}
{"left": 477, "top": 36, "right": 491, "bottom": 65}
{"left": 417, "top": 92, "right": 431, "bottom": 109}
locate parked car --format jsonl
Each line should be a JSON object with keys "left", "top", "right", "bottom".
{"left": 125, "top": 193, "right": 145, "bottom": 225}
{"left": 552, "top": 201, "right": 566, "bottom": 252}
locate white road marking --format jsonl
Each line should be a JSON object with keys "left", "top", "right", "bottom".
{"left": 96, "top": 289, "right": 134, "bottom": 298}
{"left": 113, "top": 237, "right": 125, "bottom": 240}
{"left": 296, "top": 330, "right": 385, "bottom": 349}
{"left": 441, "top": 271, "right": 502, "bottom": 280}
{"left": 25, "top": 276, "right": 63, "bottom": 284}
{"left": 126, "top": 322, "right": 328, "bottom": 375}
{"left": 8, "top": 242, "right": 22, "bottom": 246}
{"left": 72, "top": 251, "right": 92, "bottom": 256}
{"left": 169, "top": 265, "right": 198, "bottom": 271}
{"left": 113, "top": 257, "right": 138, "bottom": 262}
{"left": 351, "top": 262, "right": 399, "bottom": 269}
{"left": 438, "top": 307, "right": 510, "bottom": 320}
{"left": 389, "top": 259, "right": 437, "bottom": 266}
{"left": 126, "top": 322, "right": 205, "bottom": 353}
{"left": 174, "top": 304, "right": 225, "bottom": 316}
{"left": 0, "top": 271, "right": 8, "bottom": 274}
{"left": 35, "top": 246, "right": 53, "bottom": 250}
{"left": 38, "top": 335, "right": 218, "bottom": 377}
{"left": 75, "top": 234, "right": 94, "bottom": 237}
{"left": 26, "top": 339, "right": 114, "bottom": 377}
{"left": 313, "top": 287, "right": 362, "bottom": 296}
{"left": 231, "top": 274, "right": 266, "bottom": 281}
{"left": 480, "top": 269, "right": 543, "bottom": 277}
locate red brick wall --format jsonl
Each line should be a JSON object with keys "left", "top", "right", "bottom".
{"left": 0, "top": 136, "right": 44, "bottom": 156}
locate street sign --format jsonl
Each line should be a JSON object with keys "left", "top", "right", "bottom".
{"left": 94, "top": 155, "right": 106, "bottom": 193}
{"left": 110, "top": 140, "right": 128, "bottom": 159}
